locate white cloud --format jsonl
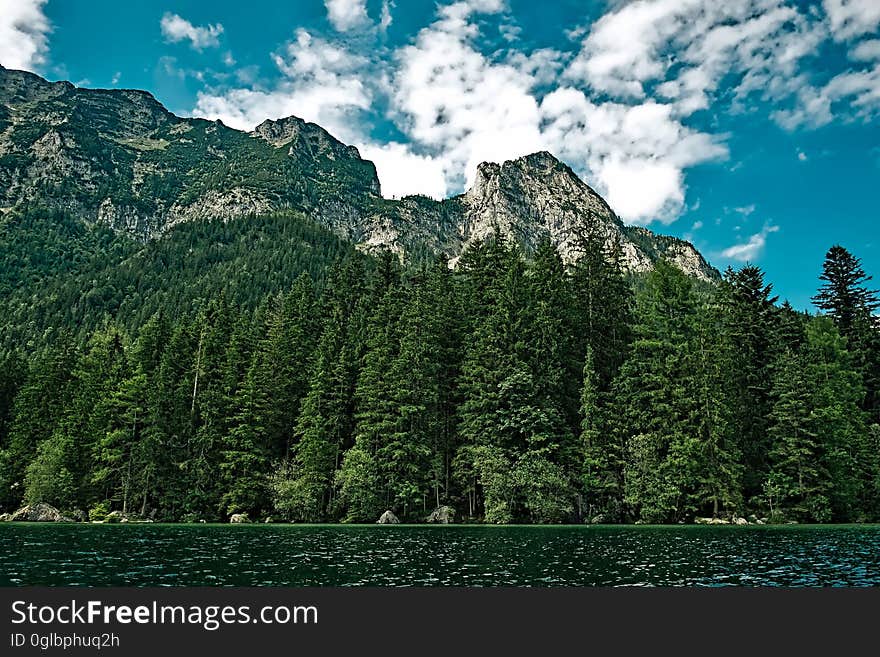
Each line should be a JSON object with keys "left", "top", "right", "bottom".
{"left": 566, "top": 0, "right": 824, "bottom": 118}
{"left": 389, "top": 1, "right": 544, "bottom": 191}
{"left": 720, "top": 224, "right": 779, "bottom": 261}
{"left": 359, "top": 143, "right": 448, "bottom": 199}
{"left": 774, "top": 62, "right": 880, "bottom": 128}
{"left": 111, "top": 71, "right": 121, "bottom": 85}
{"left": 850, "top": 39, "right": 880, "bottom": 61}
{"left": 0, "top": 0, "right": 50, "bottom": 72}
{"left": 325, "top": 0, "right": 370, "bottom": 32}
{"left": 384, "top": 1, "right": 724, "bottom": 220}
{"left": 506, "top": 48, "right": 566, "bottom": 87}
{"left": 823, "top": 0, "right": 880, "bottom": 41}
{"left": 380, "top": 0, "right": 394, "bottom": 32}
{"left": 540, "top": 89, "right": 726, "bottom": 222}
{"left": 195, "top": 29, "right": 371, "bottom": 142}
{"left": 160, "top": 12, "right": 223, "bottom": 50}
{"left": 774, "top": 3, "right": 880, "bottom": 129}
{"left": 798, "top": 150, "right": 808, "bottom": 161}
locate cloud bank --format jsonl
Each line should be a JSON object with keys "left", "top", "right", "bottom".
{"left": 0, "top": 0, "right": 51, "bottom": 72}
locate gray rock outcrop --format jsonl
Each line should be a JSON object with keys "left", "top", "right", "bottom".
{"left": 377, "top": 510, "right": 400, "bottom": 524}
{"left": 10, "top": 503, "right": 72, "bottom": 522}
{"left": 426, "top": 506, "right": 455, "bottom": 524}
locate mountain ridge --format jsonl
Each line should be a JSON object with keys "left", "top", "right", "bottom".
{"left": 0, "top": 65, "right": 717, "bottom": 280}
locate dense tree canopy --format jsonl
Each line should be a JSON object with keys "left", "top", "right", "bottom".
{"left": 1, "top": 226, "right": 877, "bottom": 524}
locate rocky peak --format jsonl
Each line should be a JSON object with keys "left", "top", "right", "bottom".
{"left": 373, "top": 150, "right": 717, "bottom": 282}
{"left": 0, "top": 66, "right": 74, "bottom": 104}
{"left": 455, "top": 151, "right": 623, "bottom": 265}
{"left": 251, "top": 115, "right": 362, "bottom": 162}
{"left": 251, "top": 116, "right": 309, "bottom": 147}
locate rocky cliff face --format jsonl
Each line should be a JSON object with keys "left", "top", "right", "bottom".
{"left": 0, "top": 66, "right": 717, "bottom": 280}
{"left": 0, "top": 66, "right": 379, "bottom": 239}
{"left": 355, "top": 152, "right": 716, "bottom": 281}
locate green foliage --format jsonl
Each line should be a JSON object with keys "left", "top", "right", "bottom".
{"left": 88, "top": 500, "right": 110, "bottom": 522}
{"left": 1, "top": 228, "right": 878, "bottom": 524}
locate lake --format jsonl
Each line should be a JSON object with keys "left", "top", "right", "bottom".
{"left": 2, "top": 524, "right": 879, "bottom": 586}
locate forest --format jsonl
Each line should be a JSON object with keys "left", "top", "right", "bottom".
{"left": 0, "top": 223, "right": 878, "bottom": 525}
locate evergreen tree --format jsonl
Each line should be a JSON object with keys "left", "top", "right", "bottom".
{"left": 765, "top": 318, "right": 870, "bottom": 522}
{"left": 813, "top": 245, "right": 880, "bottom": 417}
{"left": 0, "top": 334, "right": 77, "bottom": 510}
{"left": 276, "top": 257, "right": 368, "bottom": 521}
{"left": 721, "top": 265, "right": 779, "bottom": 501}
{"left": 616, "top": 262, "right": 737, "bottom": 522}
{"left": 91, "top": 373, "right": 151, "bottom": 516}
{"left": 570, "top": 228, "right": 633, "bottom": 389}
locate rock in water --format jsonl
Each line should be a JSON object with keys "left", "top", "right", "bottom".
{"left": 10, "top": 503, "right": 72, "bottom": 522}
{"left": 377, "top": 510, "right": 399, "bottom": 524}
{"left": 426, "top": 506, "right": 455, "bottom": 524}
{"left": 229, "top": 513, "right": 250, "bottom": 524}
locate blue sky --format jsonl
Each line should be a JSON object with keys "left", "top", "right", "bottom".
{"left": 2, "top": 0, "right": 879, "bottom": 310}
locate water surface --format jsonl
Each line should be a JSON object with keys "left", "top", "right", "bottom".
{"left": 2, "top": 523, "right": 879, "bottom": 586}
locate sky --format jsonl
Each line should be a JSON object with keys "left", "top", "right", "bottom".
{"left": 1, "top": 0, "right": 879, "bottom": 310}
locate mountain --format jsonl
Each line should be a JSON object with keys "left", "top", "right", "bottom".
{"left": 0, "top": 66, "right": 717, "bottom": 281}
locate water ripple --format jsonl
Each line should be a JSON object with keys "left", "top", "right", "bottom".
{"left": 1, "top": 524, "right": 879, "bottom": 586}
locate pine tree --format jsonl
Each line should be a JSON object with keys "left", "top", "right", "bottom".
{"left": 721, "top": 265, "right": 779, "bottom": 502}
{"left": 580, "top": 347, "right": 619, "bottom": 520}
{"left": 91, "top": 372, "right": 150, "bottom": 516}
{"left": 276, "top": 258, "right": 368, "bottom": 521}
{"left": 615, "top": 262, "right": 735, "bottom": 522}
{"left": 765, "top": 318, "right": 870, "bottom": 522}
{"left": 0, "top": 334, "right": 77, "bottom": 510}
{"left": 812, "top": 245, "right": 880, "bottom": 417}
{"left": 221, "top": 279, "right": 319, "bottom": 518}
{"left": 338, "top": 282, "right": 406, "bottom": 520}
{"left": 456, "top": 241, "right": 574, "bottom": 522}
{"left": 570, "top": 227, "right": 633, "bottom": 389}
{"left": 813, "top": 246, "right": 880, "bottom": 334}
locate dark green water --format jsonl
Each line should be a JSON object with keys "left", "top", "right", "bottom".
{"left": 2, "top": 524, "right": 879, "bottom": 586}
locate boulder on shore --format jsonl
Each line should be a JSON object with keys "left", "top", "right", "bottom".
{"left": 10, "top": 503, "right": 72, "bottom": 522}
{"left": 377, "top": 510, "right": 399, "bottom": 524}
{"left": 229, "top": 513, "right": 250, "bottom": 524}
{"left": 0, "top": 513, "right": 11, "bottom": 522}
{"left": 105, "top": 510, "right": 125, "bottom": 523}
{"left": 426, "top": 506, "right": 455, "bottom": 524}
{"left": 734, "top": 516, "right": 749, "bottom": 525}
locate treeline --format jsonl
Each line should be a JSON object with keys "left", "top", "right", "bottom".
{"left": 0, "top": 208, "right": 357, "bottom": 350}
{"left": 0, "top": 234, "right": 878, "bottom": 524}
